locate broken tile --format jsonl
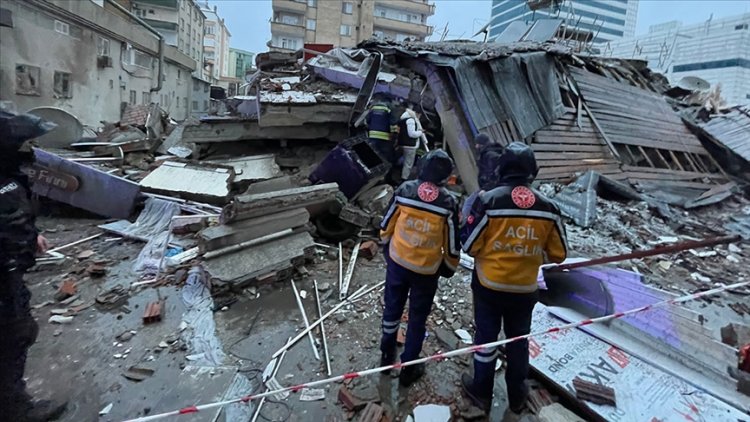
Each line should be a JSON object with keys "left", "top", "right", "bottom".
{"left": 299, "top": 388, "right": 326, "bottom": 401}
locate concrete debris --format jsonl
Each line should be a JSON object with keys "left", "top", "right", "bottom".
{"left": 299, "top": 388, "right": 326, "bottom": 402}
{"left": 207, "top": 154, "right": 281, "bottom": 184}
{"left": 537, "top": 403, "right": 584, "bottom": 422}
{"left": 358, "top": 402, "right": 385, "bottom": 422}
{"left": 454, "top": 329, "right": 473, "bottom": 345}
{"left": 199, "top": 208, "right": 309, "bottom": 253}
{"left": 413, "top": 404, "right": 451, "bottom": 422}
{"left": 222, "top": 183, "right": 340, "bottom": 223}
{"left": 48, "top": 315, "right": 74, "bottom": 324}
{"left": 339, "top": 203, "right": 373, "bottom": 228}
{"left": 99, "top": 403, "right": 113, "bottom": 416}
{"left": 358, "top": 241, "right": 379, "bottom": 260}
{"left": 122, "top": 365, "right": 155, "bottom": 382}
{"left": 338, "top": 386, "right": 367, "bottom": 411}
{"left": 139, "top": 161, "right": 235, "bottom": 204}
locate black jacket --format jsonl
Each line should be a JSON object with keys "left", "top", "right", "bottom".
{"left": 0, "top": 174, "right": 37, "bottom": 272}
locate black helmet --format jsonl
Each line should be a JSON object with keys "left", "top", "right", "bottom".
{"left": 474, "top": 133, "right": 491, "bottom": 149}
{"left": 0, "top": 110, "right": 57, "bottom": 153}
{"left": 496, "top": 142, "right": 538, "bottom": 184}
{"left": 418, "top": 149, "right": 454, "bottom": 184}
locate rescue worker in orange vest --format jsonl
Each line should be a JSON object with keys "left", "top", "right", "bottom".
{"left": 379, "top": 149, "right": 459, "bottom": 387}
{"left": 460, "top": 142, "right": 567, "bottom": 415}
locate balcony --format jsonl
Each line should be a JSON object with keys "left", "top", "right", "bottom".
{"left": 132, "top": 0, "right": 178, "bottom": 9}
{"left": 271, "top": 21, "right": 306, "bottom": 38}
{"left": 374, "top": 0, "right": 435, "bottom": 16}
{"left": 373, "top": 16, "right": 433, "bottom": 37}
{"left": 272, "top": 0, "right": 307, "bottom": 14}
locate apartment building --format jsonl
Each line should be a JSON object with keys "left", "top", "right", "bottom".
{"left": 228, "top": 48, "right": 255, "bottom": 78}
{"left": 200, "top": 2, "right": 230, "bottom": 84}
{"left": 130, "top": 0, "right": 205, "bottom": 68}
{"left": 489, "top": 0, "right": 638, "bottom": 43}
{"left": 269, "top": 0, "right": 435, "bottom": 51}
{"left": 0, "top": 0, "right": 200, "bottom": 124}
{"left": 606, "top": 14, "right": 750, "bottom": 105}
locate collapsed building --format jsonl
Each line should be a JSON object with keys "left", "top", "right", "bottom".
{"left": 15, "top": 34, "right": 750, "bottom": 422}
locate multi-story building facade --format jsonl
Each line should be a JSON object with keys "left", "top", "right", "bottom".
{"left": 269, "top": 0, "right": 435, "bottom": 51}
{"left": 228, "top": 48, "right": 254, "bottom": 79}
{"left": 0, "top": 0, "right": 201, "bottom": 124}
{"left": 489, "top": 0, "right": 638, "bottom": 43}
{"left": 606, "top": 13, "right": 750, "bottom": 105}
{"left": 200, "top": 2, "right": 230, "bottom": 84}
{"left": 130, "top": 0, "right": 205, "bottom": 69}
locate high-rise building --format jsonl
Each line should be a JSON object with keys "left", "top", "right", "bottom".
{"left": 200, "top": 2, "right": 230, "bottom": 84}
{"left": 269, "top": 0, "right": 435, "bottom": 51}
{"left": 606, "top": 14, "right": 750, "bottom": 105}
{"left": 489, "top": 0, "right": 638, "bottom": 43}
{"left": 130, "top": 0, "right": 206, "bottom": 76}
{"left": 228, "top": 48, "right": 255, "bottom": 79}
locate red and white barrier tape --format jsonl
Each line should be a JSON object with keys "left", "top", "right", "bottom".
{"left": 123, "top": 280, "right": 750, "bottom": 422}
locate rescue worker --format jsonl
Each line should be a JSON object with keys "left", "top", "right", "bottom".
{"left": 365, "top": 96, "right": 396, "bottom": 165}
{"left": 460, "top": 142, "right": 567, "bottom": 415}
{"left": 379, "top": 149, "right": 459, "bottom": 387}
{"left": 461, "top": 134, "right": 504, "bottom": 221}
{"left": 396, "top": 103, "right": 423, "bottom": 181}
{"left": 1, "top": 110, "right": 68, "bottom": 421}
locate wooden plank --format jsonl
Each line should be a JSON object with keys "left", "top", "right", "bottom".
{"left": 606, "top": 134, "right": 707, "bottom": 154}
{"left": 596, "top": 118, "right": 696, "bottom": 139}
{"left": 538, "top": 158, "right": 618, "bottom": 167}
{"left": 535, "top": 135, "right": 607, "bottom": 145}
{"left": 587, "top": 106, "right": 688, "bottom": 130}
{"left": 668, "top": 150, "right": 686, "bottom": 172}
{"left": 539, "top": 163, "right": 621, "bottom": 176}
{"left": 637, "top": 146, "right": 657, "bottom": 168}
{"left": 631, "top": 179, "right": 718, "bottom": 189}
{"left": 534, "top": 151, "right": 611, "bottom": 160}
{"left": 582, "top": 101, "right": 621, "bottom": 160}
{"left": 620, "top": 166, "right": 723, "bottom": 179}
{"left": 532, "top": 143, "right": 610, "bottom": 152}
{"left": 654, "top": 150, "right": 673, "bottom": 170}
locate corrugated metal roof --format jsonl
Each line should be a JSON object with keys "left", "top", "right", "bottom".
{"left": 700, "top": 107, "right": 750, "bottom": 163}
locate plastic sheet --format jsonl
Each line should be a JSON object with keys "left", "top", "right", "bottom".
{"left": 180, "top": 266, "right": 226, "bottom": 366}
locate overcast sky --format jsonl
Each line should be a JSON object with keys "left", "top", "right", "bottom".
{"left": 213, "top": 0, "right": 750, "bottom": 54}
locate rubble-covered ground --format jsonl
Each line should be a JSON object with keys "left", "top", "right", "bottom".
{"left": 23, "top": 188, "right": 750, "bottom": 422}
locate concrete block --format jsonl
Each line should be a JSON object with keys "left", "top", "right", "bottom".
{"left": 199, "top": 208, "right": 309, "bottom": 252}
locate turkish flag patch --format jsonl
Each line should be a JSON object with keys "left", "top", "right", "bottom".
{"left": 511, "top": 186, "right": 536, "bottom": 209}
{"left": 417, "top": 182, "right": 439, "bottom": 202}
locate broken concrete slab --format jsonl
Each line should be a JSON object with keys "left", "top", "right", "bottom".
{"left": 339, "top": 203, "right": 372, "bottom": 228}
{"left": 203, "top": 231, "right": 314, "bottom": 286}
{"left": 222, "top": 183, "right": 340, "bottom": 223}
{"left": 139, "top": 161, "right": 235, "bottom": 205}
{"left": 199, "top": 208, "right": 309, "bottom": 253}
{"left": 207, "top": 154, "right": 281, "bottom": 183}
{"left": 29, "top": 148, "right": 140, "bottom": 219}
{"left": 243, "top": 175, "right": 295, "bottom": 195}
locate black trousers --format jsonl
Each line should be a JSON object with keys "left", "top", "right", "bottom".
{"left": 0, "top": 269, "right": 38, "bottom": 417}
{"left": 379, "top": 253, "right": 439, "bottom": 363}
{"left": 470, "top": 273, "right": 538, "bottom": 409}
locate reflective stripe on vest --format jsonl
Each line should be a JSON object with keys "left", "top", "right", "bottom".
{"left": 369, "top": 130, "right": 391, "bottom": 141}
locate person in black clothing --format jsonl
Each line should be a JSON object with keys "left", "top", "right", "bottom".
{"left": 0, "top": 110, "right": 68, "bottom": 421}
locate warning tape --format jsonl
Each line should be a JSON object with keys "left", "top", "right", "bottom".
{"left": 123, "top": 280, "right": 750, "bottom": 422}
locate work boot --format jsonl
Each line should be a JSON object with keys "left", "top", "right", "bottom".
{"left": 24, "top": 398, "right": 68, "bottom": 422}
{"left": 508, "top": 397, "right": 528, "bottom": 415}
{"left": 398, "top": 363, "right": 425, "bottom": 387}
{"left": 461, "top": 373, "right": 491, "bottom": 413}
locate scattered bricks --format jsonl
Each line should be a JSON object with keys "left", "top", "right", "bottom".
{"left": 358, "top": 241, "right": 379, "bottom": 260}
{"left": 572, "top": 377, "right": 616, "bottom": 406}
{"left": 86, "top": 261, "right": 108, "bottom": 277}
{"left": 142, "top": 301, "right": 164, "bottom": 324}
{"left": 357, "top": 402, "right": 384, "bottom": 422}
{"left": 527, "top": 387, "right": 555, "bottom": 414}
{"left": 338, "top": 386, "right": 367, "bottom": 412}
{"left": 54, "top": 278, "right": 77, "bottom": 302}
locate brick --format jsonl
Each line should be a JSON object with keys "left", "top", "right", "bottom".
{"left": 572, "top": 377, "right": 616, "bottom": 406}
{"left": 338, "top": 386, "right": 367, "bottom": 412}
{"left": 142, "top": 301, "right": 164, "bottom": 324}
{"left": 358, "top": 241, "right": 379, "bottom": 260}
{"left": 54, "top": 278, "right": 77, "bottom": 301}
{"left": 357, "top": 402, "right": 384, "bottom": 422}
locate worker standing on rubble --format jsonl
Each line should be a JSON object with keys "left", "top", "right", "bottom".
{"left": 379, "top": 149, "right": 459, "bottom": 387}
{"left": 0, "top": 110, "right": 68, "bottom": 421}
{"left": 396, "top": 103, "right": 424, "bottom": 181}
{"left": 460, "top": 142, "right": 567, "bottom": 415}
{"left": 365, "top": 95, "right": 396, "bottom": 165}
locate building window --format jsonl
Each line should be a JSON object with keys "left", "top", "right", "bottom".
{"left": 204, "top": 84, "right": 209, "bottom": 93}
{"left": 130, "top": 49, "right": 153, "bottom": 69}
{"left": 306, "top": 19, "right": 316, "bottom": 30}
{"left": 54, "top": 19, "right": 69, "bottom": 35}
{"left": 281, "top": 38, "right": 299, "bottom": 50}
{"left": 183, "top": 97, "right": 188, "bottom": 109}
{"left": 342, "top": 2, "right": 353, "bottom": 14}
{"left": 736, "top": 23, "right": 749, "bottom": 30}
{"left": 53, "top": 71, "right": 71, "bottom": 98}
{"left": 307, "top": 0, "right": 317, "bottom": 7}
{"left": 178, "top": 69, "right": 182, "bottom": 79}
{"left": 142, "top": 92, "right": 150, "bottom": 105}
{"left": 15, "top": 64, "right": 41, "bottom": 96}
{"left": 97, "top": 36, "right": 110, "bottom": 57}
{"left": 340, "top": 24, "right": 352, "bottom": 36}
{"left": 129, "top": 90, "right": 136, "bottom": 105}
{"left": 192, "top": 100, "right": 198, "bottom": 110}
{"left": 180, "top": 18, "right": 184, "bottom": 30}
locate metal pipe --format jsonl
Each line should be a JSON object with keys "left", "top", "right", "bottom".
{"left": 314, "top": 280, "right": 332, "bottom": 376}
{"left": 290, "top": 280, "right": 321, "bottom": 361}
{"left": 549, "top": 235, "right": 742, "bottom": 272}
{"left": 104, "top": 0, "right": 164, "bottom": 93}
